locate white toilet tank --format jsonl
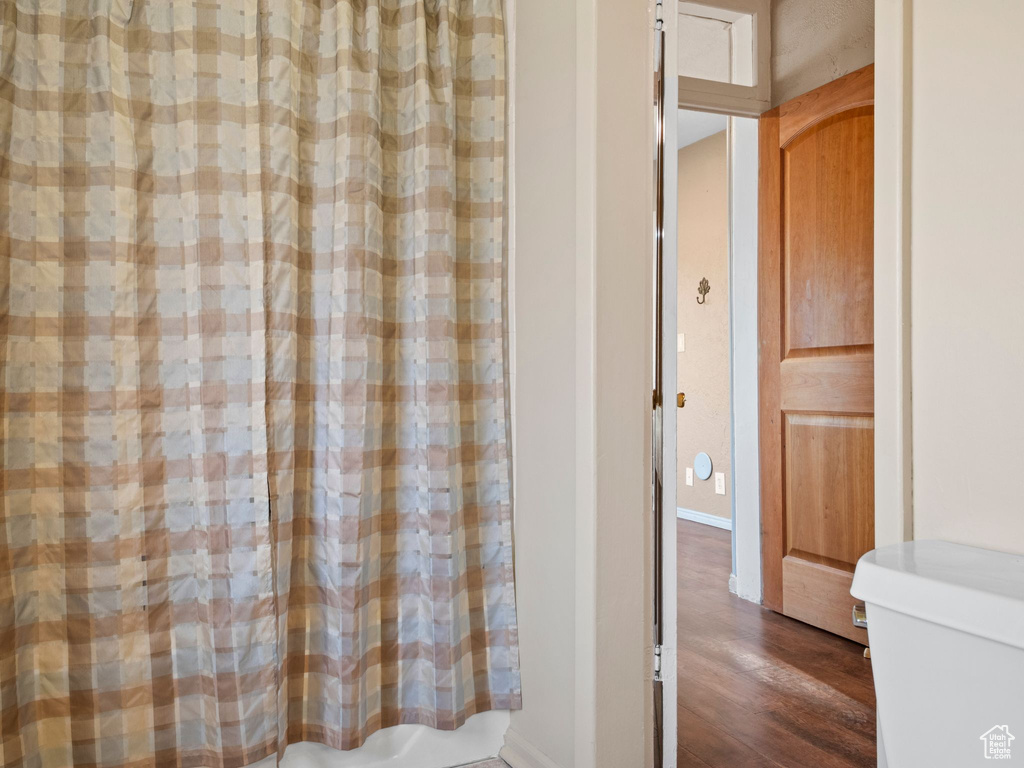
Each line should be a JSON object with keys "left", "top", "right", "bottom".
{"left": 852, "top": 541, "right": 1024, "bottom": 767}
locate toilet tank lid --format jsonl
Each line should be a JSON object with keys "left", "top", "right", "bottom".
{"left": 851, "top": 540, "right": 1024, "bottom": 651}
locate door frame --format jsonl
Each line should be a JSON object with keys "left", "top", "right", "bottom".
{"left": 672, "top": 113, "right": 763, "bottom": 604}
{"left": 726, "top": 117, "right": 763, "bottom": 604}
{"left": 660, "top": 26, "right": 765, "bottom": 768}
{"left": 873, "top": 0, "right": 914, "bottom": 550}
{"left": 657, "top": 7, "right": 679, "bottom": 765}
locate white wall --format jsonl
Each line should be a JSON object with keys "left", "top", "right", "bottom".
{"left": 588, "top": 0, "right": 654, "bottom": 757}
{"left": 771, "top": 0, "right": 874, "bottom": 105}
{"left": 502, "top": 0, "right": 579, "bottom": 763}
{"left": 502, "top": 0, "right": 654, "bottom": 765}
{"left": 901, "top": 0, "right": 1024, "bottom": 554}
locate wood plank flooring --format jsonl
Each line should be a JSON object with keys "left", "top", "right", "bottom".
{"left": 677, "top": 520, "right": 876, "bottom": 768}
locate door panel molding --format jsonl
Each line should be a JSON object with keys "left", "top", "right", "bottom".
{"left": 781, "top": 556, "right": 869, "bottom": 644}
{"left": 779, "top": 355, "right": 873, "bottom": 414}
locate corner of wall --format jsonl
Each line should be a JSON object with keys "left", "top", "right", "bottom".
{"left": 500, "top": 728, "right": 569, "bottom": 768}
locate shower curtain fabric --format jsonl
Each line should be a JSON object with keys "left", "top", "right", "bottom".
{"left": 0, "top": 0, "right": 519, "bottom": 765}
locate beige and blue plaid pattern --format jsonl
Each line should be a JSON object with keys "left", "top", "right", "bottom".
{"left": 0, "top": 0, "right": 518, "bottom": 765}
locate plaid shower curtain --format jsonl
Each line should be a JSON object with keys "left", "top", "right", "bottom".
{"left": 0, "top": 0, "right": 519, "bottom": 765}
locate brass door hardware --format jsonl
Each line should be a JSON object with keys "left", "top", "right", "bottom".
{"left": 677, "top": 392, "right": 686, "bottom": 408}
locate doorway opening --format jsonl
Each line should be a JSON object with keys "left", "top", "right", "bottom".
{"left": 660, "top": 4, "right": 879, "bottom": 765}
{"left": 674, "top": 109, "right": 760, "bottom": 602}
{"left": 671, "top": 100, "right": 878, "bottom": 768}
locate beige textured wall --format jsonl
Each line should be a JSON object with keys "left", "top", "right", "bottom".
{"left": 676, "top": 131, "right": 731, "bottom": 521}
{"left": 905, "top": 0, "right": 1024, "bottom": 555}
{"left": 771, "top": 0, "right": 874, "bottom": 106}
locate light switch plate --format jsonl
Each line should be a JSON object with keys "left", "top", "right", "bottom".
{"left": 685, "top": 467, "right": 694, "bottom": 486}
{"left": 677, "top": 333, "right": 685, "bottom": 353}
{"left": 715, "top": 472, "right": 726, "bottom": 495}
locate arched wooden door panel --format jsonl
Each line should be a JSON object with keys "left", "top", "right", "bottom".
{"left": 759, "top": 65, "right": 874, "bottom": 643}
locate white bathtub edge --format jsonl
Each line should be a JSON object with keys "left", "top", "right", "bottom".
{"left": 274, "top": 711, "right": 509, "bottom": 768}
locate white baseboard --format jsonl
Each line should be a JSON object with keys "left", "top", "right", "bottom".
{"left": 499, "top": 728, "right": 565, "bottom": 768}
{"left": 728, "top": 573, "right": 738, "bottom": 594}
{"left": 676, "top": 507, "right": 732, "bottom": 531}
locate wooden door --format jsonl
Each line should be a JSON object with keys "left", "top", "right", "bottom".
{"left": 758, "top": 65, "right": 874, "bottom": 644}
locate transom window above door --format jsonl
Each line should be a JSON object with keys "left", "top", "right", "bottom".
{"left": 678, "top": 0, "right": 770, "bottom": 116}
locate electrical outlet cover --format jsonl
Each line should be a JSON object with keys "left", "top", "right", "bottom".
{"left": 715, "top": 472, "right": 726, "bottom": 495}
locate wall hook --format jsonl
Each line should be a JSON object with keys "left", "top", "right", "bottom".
{"left": 696, "top": 277, "right": 710, "bottom": 304}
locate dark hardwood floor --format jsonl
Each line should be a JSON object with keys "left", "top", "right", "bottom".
{"left": 677, "top": 520, "right": 876, "bottom": 768}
